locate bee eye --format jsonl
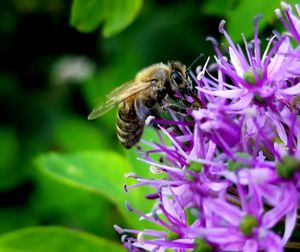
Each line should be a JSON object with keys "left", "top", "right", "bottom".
{"left": 171, "top": 71, "right": 183, "bottom": 85}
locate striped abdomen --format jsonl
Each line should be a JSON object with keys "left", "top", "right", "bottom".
{"left": 116, "top": 101, "right": 145, "bottom": 149}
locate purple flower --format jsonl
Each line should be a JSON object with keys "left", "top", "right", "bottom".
{"left": 275, "top": 2, "right": 300, "bottom": 43}
{"left": 115, "top": 2, "right": 300, "bottom": 251}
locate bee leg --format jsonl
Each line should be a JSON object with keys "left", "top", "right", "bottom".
{"left": 162, "top": 104, "right": 187, "bottom": 114}
{"left": 167, "top": 91, "right": 180, "bottom": 102}
{"left": 182, "top": 98, "right": 198, "bottom": 109}
{"left": 149, "top": 109, "right": 161, "bottom": 128}
{"left": 182, "top": 98, "right": 193, "bottom": 107}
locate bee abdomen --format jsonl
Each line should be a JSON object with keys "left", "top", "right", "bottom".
{"left": 116, "top": 108, "right": 144, "bottom": 149}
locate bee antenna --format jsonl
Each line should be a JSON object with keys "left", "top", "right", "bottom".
{"left": 187, "top": 54, "right": 203, "bottom": 73}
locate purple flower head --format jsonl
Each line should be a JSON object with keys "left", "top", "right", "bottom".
{"left": 275, "top": 2, "right": 300, "bottom": 43}
{"left": 116, "top": 3, "right": 300, "bottom": 251}
{"left": 202, "top": 18, "right": 300, "bottom": 113}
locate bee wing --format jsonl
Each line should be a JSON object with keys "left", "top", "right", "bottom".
{"left": 105, "top": 80, "right": 135, "bottom": 99}
{"left": 88, "top": 80, "right": 153, "bottom": 120}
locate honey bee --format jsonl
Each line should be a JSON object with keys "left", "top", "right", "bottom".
{"left": 88, "top": 61, "right": 193, "bottom": 149}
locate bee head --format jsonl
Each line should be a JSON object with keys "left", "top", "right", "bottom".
{"left": 169, "top": 61, "right": 193, "bottom": 95}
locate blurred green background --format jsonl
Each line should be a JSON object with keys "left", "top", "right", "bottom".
{"left": 0, "top": 0, "right": 296, "bottom": 250}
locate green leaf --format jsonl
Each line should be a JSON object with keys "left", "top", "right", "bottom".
{"left": 0, "top": 127, "right": 20, "bottom": 189}
{"left": 70, "top": 0, "right": 107, "bottom": 33}
{"left": 225, "top": 0, "right": 281, "bottom": 41}
{"left": 201, "top": 0, "right": 234, "bottom": 17}
{"left": 0, "top": 128, "right": 18, "bottom": 170}
{"left": 70, "top": 0, "right": 143, "bottom": 37}
{"left": 30, "top": 171, "right": 119, "bottom": 238}
{"left": 0, "top": 226, "right": 125, "bottom": 252}
{"left": 102, "top": 0, "right": 143, "bottom": 37}
{"left": 0, "top": 208, "right": 37, "bottom": 235}
{"left": 35, "top": 151, "right": 152, "bottom": 228}
{"left": 53, "top": 116, "right": 112, "bottom": 151}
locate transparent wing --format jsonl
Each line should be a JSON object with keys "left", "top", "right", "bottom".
{"left": 105, "top": 81, "right": 135, "bottom": 99}
{"left": 88, "top": 80, "right": 152, "bottom": 120}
